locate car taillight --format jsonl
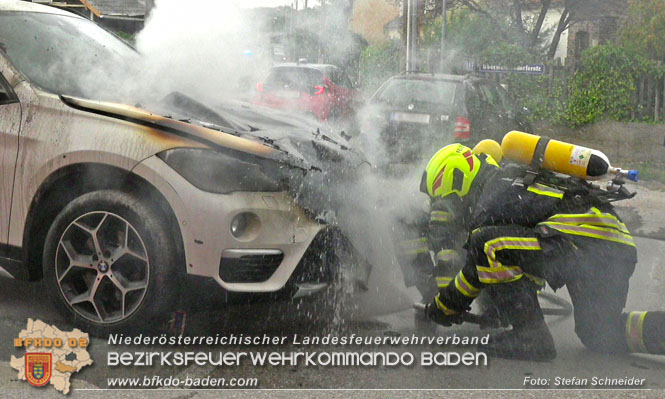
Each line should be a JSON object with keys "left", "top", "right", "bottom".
{"left": 313, "top": 85, "right": 326, "bottom": 95}
{"left": 454, "top": 116, "right": 471, "bottom": 139}
{"left": 256, "top": 83, "right": 263, "bottom": 92}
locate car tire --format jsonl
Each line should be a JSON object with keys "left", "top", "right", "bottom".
{"left": 43, "top": 190, "right": 181, "bottom": 336}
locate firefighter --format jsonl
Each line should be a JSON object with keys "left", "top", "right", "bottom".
{"left": 421, "top": 143, "right": 665, "bottom": 361}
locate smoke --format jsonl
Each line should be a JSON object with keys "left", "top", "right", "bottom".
{"left": 4, "top": 0, "right": 437, "bottom": 318}
{"left": 132, "top": 0, "right": 271, "bottom": 104}
{"left": 336, "top": 164, "right": 433, "bottom": 318}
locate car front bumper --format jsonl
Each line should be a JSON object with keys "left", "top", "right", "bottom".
{"left": 132, "top": 155, "right": 367, "bottom": 297}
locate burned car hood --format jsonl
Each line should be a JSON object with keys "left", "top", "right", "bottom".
{"left": 60, "top": 94, "right": 369, "bottom": 219}
{"left": 61, "top": 93, "right": 364, "bottom": 169}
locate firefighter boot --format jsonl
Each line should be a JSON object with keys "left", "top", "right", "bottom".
{"left": 626, "top": 311, "right": 665, "bottom": 355}
{"left": 481, "top": 282, "right": 556, "bottom": 361}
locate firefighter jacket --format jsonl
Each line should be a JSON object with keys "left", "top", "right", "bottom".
{"left": 427, "top": 161, "right": 638, "bottom": 291}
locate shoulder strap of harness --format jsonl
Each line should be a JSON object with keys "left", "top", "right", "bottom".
{"left": 524, "top": 136, "right": 551, "bottom": 186}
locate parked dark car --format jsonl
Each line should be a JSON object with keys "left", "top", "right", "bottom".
{"left": 253, "top": 63, "right": 361, "bottom": 121}
{"left": 364, "top": 73, "right": 532, "bottom": 161}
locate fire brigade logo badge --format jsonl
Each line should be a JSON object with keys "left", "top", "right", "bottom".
{"left": 25, "top": 353, "right": 52, "bottom": 387}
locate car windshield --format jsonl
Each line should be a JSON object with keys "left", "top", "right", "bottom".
{"left": 265, "top": 67, "right": 323, "bottom": 92}
{"left": 0, "top": 11, "right": 139, "bottom": 97}
{"left": 376, "top": 78, "right": 459, "bottom": 106}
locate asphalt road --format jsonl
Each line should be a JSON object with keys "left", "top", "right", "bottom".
{"left": 0, "top": 233, "right": 663, "bottom": 397}
{"left": 0, "top": 179, "right": 663, "bottom": 397}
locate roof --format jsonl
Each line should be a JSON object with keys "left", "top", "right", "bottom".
{"left": 0, "top": 0, "right": 81, "bottom": 17}
{"left": 79, "top": 0, "right": 145, "bottom": 18}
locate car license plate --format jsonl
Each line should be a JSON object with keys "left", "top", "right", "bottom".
{"left": 275, "top": 90, "right": 301, "bottom": 99}
{"left": 390, "top": 112, "right": 430, "bottom": 124}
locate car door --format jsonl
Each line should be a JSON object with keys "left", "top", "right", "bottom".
{"left": 0, "top": 65, "right": 21, "bottom": 245}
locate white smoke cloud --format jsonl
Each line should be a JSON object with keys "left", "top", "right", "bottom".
{"left": 133, "top": 0, "right": 271, "bottom": 104}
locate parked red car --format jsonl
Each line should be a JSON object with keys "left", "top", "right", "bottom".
{"left": 253, "top": 63, "right": 360, "bottom": 121}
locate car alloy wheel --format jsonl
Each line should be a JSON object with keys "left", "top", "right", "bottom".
{"left": 55, "top": 211, "right": 150, "bottom": 324}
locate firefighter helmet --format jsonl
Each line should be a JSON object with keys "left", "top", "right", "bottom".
{"left": 422, "top": 143, "right": 497, "bottom": 198}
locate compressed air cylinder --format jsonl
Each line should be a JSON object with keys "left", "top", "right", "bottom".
{"left": 472, "top": 139, "right": 503, "bottom": 162}
{"left": 501, "top": 131, "right": 638, "bottom": 181}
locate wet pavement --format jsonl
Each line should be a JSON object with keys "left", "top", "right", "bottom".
{"left": 0, "top": 234, "right": 663, "bottom": 396}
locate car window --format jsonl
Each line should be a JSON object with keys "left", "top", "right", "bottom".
{"left": 0, "top": 73, "right": 16, "bottom": 105}
{"left": 265, "top": 67, "right": 323, "bottom": 91}
{"left": 479, "top": 84, "right": 510, "bottom": 114}
{"left": 376, "top": 79, "right": 459, "bottom": 106}
{"left": 326, "top": 67, "right": 342, "bottom": 86}
{"left": 326, "top": 68, "right": 337, "bottom": 83}
{"left": 0, "top": 11, "right": 138, "bottom": 97}
{"left": 338, "top": 71, "right": 353, "bottom": 88}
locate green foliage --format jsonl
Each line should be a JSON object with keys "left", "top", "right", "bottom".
{"left": 566, "top": 45, "right": 664, "bottom": 126}
{"left": 358, "top": 41, "right": 403, "bottom": 94}
{"left": 618, "top": 0, "right": 665, "bottom": 62}
{"left": 419, "top": 9, "right": 567, "bottom": 124}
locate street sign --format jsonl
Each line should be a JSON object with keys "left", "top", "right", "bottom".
{"left": 478, "top": 64, "right": 546, "bottom": 75}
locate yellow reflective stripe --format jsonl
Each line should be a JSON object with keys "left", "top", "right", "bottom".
{"left": 484, "top": 237, "right": 541, "bottom": 269}
{"left": 548, "top": 215, "right": 629, "bottom": 233}
{"left": 540, "top": 222, "right": 635, "bottom": 247}
{"left": 477, "top": 237, "right": 539, "bottom": 284}
{"left": 436, "top": 276, "right": 453, "bottom": 288}
{"left": 548, "top": 208, "right": 630, "bottom": 234}
{"left": 477, "top": 265, "right": 523, "bottom": 284}
{"left": 626, "top": 311, "right": 648, "bottom": 353}
{"left": 435, "top": 294, "right": 458, "bottom": 315}
{"left": 454, "top": 271, "right": 480, "bottom": 297}
{"left": 436, "top": 249, "right": 457, "bottom": 262}
{"left": 527, "top": 183, "right": 564, "bottom": 199}
{"left": 430, "top": 210, "right": 451, "bottom": 223}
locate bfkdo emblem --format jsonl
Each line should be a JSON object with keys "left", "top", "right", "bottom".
{"left": 25, "top": 353, "right": 52, "bottom": 387}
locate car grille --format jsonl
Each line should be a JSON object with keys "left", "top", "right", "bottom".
{"left": 219, "top": 250, "right": 284, "bottom": 283}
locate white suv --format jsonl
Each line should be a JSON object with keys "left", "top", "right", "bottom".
{"left": 0, "top": 1, "right": 368, "bottom": 334}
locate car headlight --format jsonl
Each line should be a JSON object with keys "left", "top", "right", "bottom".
{"left": 158, "top": 148, "right": 284, "bottom": 194}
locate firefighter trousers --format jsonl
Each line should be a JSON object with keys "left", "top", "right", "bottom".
{"left": 441, "top": 224, "right": 663, "bottom": 354}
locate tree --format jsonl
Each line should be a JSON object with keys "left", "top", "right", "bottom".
{"left": 416, "top": 0, "right": 594, "bottom": 60}
{"left": 618, "top": 0, "right": 665, "bottom": 62}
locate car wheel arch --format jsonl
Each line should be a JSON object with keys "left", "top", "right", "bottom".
{"left": 22, "top": 162, "right": 185, "bottom": 281}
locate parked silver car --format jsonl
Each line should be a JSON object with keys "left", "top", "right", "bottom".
{"left": 0, "top": 1, "right": 368, "bottom": 334}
